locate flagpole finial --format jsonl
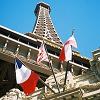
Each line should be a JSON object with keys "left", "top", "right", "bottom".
{"left": 72, "top": 29, "right": 75, "bottom": 35}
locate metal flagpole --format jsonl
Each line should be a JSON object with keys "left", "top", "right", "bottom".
{"left": 42, "top": 39, "right": 61, "bottom": 93}
{"left": 63, "top": 30, "right": 75, "bottom": 92}
{"left": 63, "top": 61, "right": 69, "bottom": 92}
{"left": 49, "top": 58, "right": 61, "bottom": 93}
{"left": 39, "top": 78, "right": 56, "bottom": 94}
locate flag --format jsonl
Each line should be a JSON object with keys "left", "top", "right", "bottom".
{"left": 15, "top": 58, "right": 40, "bottom": 96}
{"left": 37, "top": 42, "right": 49, "bottom": 63}
{"left": 59, "top": 35, "right": 77, "bottom": 62}
{"left": 65, "top": 35, "right": 77, "bottom": 48}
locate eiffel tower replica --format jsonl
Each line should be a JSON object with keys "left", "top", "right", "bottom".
{"left": 0, "top": 2, "right": 100, "bottom": 100}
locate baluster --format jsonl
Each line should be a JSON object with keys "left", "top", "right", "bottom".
{"left": 15, "top": 45, "right": 20, "bottom": 56}
{"left": 27, "top": 49, "right": 31, "bottom": 61}
{"left": 60, "top": 61, "right": 64, "bottom": 72}
{"left": 2, "top": 40, "right": 9, "bottom": 52}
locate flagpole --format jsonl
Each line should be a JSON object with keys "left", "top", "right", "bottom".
{"left": 39, "top": 78, "right": 56, "bottom": 94}
{"left": 63, "top": 30, "right": 75, "bottom": 92}
{"left": 63, "top": 61, "right": 69, "bottom": 92}
{"left": 42, "top": 39, "right": 61, "bottom": 93}
{"left": 49, "top": 59, "right": 61, "bottom": 93}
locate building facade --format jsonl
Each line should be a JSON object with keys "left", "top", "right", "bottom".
{"left": 0, "top": 2, "right": 100, "bottom": 100}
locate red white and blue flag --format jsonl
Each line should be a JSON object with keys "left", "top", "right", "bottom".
{"left": 15, "top": 58, "right": 39, "bottom": 96}
{"left": 37, "top": 42, "right": 49, "bottom": 64}
{"left": 59, "top": 35, "right": 77, "bottom": 62}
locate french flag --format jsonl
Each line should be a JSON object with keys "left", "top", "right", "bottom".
{"left": 59, "top": 35, "right": 77, "bottom": 62}
{"left": 15, "top": 58, "right": 40, "bottom": 96}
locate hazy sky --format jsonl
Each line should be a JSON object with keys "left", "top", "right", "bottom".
{"left": 0, "top": 0, "right": 100, "bottom": 58}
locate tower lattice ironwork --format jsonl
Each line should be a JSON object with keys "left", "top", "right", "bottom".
{"left": 32, "top": 2, "right": 62, "bottom": 45}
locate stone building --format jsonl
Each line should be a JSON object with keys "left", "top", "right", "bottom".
{"left": 0, "top": 2, "right": 100, "bottom": 100}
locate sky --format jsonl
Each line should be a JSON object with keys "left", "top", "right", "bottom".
{"left": 0, "top": 0, "right": 100, "bottom": 58}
